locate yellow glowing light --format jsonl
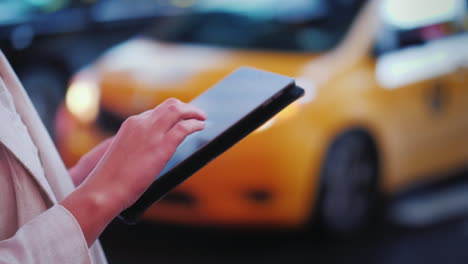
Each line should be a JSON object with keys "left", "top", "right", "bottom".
{"left": 254, "top": 103, "right": 300, "bottom": 133}
{"left": 255, "top": 119, "right": 276, "bottom": 133}
{"left": 65, "top": 80, "right": 100, "bottom": 123}
{"left": 276, "top": 102, "right": 300, "bottom": 121}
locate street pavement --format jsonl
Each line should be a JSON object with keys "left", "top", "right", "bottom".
{"left": 101, "top": 172, "right": 468, "bottom": 264}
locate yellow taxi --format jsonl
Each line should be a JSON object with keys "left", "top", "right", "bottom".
{"left": 55, "top": 0, "right": 468, "bottom": 234}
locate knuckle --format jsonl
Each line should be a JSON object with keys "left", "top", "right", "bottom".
{"left": 167, "top": 101, "right": 182, "bottom": 114}
{"left": 165, "top": 98, "right": 180, "bottom": 107}
{"left": 175, "top": 121, "right": 191, "bottom": 134}
{"left": 122, "top": 115, "right": 145, "bottom": 132}
{"left": 196, "top": 121, "right": 205, "bottom": 130}
{"left": 122, "top": 116, "right": 137, "bottom": 127}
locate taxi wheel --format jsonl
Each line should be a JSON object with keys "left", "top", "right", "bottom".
{"left": 317, "top": 130, "right": 380, "bottom": 236}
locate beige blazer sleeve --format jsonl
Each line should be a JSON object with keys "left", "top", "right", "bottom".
{"left": 0, "top": 51, "right": 107, "bottom": 263}
{"left": 0, "top": 141, "right": 94, "bottom": 264}
{"left": 0, "top": 205, "right": 92, "bottom": 264}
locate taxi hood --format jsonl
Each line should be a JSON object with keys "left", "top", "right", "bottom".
{"left": 93, "top": 37, "right": 319, "bottom": 116}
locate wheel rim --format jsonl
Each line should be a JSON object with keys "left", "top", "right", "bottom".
{"left": 322, "top": 135, "right": 377, "bottom": 233}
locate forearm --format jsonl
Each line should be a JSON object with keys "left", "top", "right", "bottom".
{"left": 61, "top": 169, "right": 122, "bottom": 247}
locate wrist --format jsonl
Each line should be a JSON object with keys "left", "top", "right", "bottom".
{"left": 61, "top": 180, "right": 121, "bottom": 246}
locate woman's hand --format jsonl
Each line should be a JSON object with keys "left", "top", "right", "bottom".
{"left": 87, "top": 98, "right": 206, "bottom": 209}
{"left": 61, "top": 98, "right": 206, "bottom": 246}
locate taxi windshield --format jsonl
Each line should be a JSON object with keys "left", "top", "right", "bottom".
{"left": 146, "top": 0, "right": 366, "bottom": 52}
{"left": 374, "top": 0, "right": 467, "bottom": 54}
{"left": 0, "top": 0, "right": 89, "bottom": 25}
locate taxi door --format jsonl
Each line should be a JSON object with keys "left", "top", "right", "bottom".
{"left": 375, "top": 0, "right": 468, "bottom": 184}
{"left": 444, "top": 30, "right": 468, "bottom": 167}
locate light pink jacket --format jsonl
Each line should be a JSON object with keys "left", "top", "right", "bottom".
{"left": 0, "top": 52, "right": 107, "bottom": 264}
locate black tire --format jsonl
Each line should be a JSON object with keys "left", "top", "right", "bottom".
{"left": 317, "top": 130, "right": 380, "bottom": 236}
{"left": 19, "top": 65, "right": 67, "bottom": 137}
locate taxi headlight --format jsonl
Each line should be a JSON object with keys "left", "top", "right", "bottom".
{"left": 65, "top": 80, "right": 100, "bottom": 124}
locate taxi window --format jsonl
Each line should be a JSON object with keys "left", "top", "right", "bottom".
{"left": 374, "top": 0, "right": 468, "bottom": 89}
{"left": 0, "top": 0, "right": 92, "bottom": 26}
{"left": 145, "top": 0, "right": 366, "bottom": 52}
{"left": 374, "top": 0, "right": 467, "bottom": 55}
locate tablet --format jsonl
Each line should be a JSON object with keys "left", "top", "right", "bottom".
{"left": 119, "top": 67, "right": 304, "bottom": 224}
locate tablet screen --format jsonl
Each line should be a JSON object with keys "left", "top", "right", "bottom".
{"left": 157, "top": 67, "right": 294, "bottom": 179}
